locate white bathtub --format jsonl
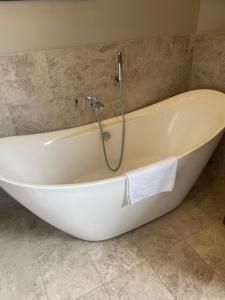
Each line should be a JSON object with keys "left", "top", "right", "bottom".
{"left": 0, "top": 89, "right": 224, "bottom": 241}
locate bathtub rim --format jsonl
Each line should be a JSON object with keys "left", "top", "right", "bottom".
{"left": 0, "top": 89, "right": 224, "bottom": 189}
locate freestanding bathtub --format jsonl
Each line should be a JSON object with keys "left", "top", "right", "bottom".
{"left": 0, "top": 89, "right": 224, "bottom": 241}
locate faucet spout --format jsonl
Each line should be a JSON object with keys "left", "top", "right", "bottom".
{"left": 86, "top": 96, "right": 104, "bottom": 109}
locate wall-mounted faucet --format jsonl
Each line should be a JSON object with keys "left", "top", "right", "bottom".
{"left": 86, "top": 96, "right": 104, "bottom": 109}
{"left": 74, "top": 96, "right": 104, "bottom": 110}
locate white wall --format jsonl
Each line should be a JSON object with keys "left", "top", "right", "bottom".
{"left": 0, "top": 0, "right": 200, "bottom": 54}
{"left": 197, "top": 0, "right": 225, "bottom": 32}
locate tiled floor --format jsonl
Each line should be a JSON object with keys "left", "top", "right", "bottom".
{"left": 0, "top": 166, "right": 225, "bottom": 300}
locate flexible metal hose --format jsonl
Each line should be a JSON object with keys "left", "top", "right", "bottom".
{"left": 95, "top": 82, "right": 125, "bottom": 172}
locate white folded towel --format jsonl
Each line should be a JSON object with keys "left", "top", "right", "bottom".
{"left": 125, "top": 157, "right": 177, "bottom": 206}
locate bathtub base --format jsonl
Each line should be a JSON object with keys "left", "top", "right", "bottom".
{"left": 0, "top": 132, "right": 222, "bottom": 241}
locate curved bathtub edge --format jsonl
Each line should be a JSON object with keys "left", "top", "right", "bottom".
{"left": 0, "top": 127, "right": 224, "bottom": 190}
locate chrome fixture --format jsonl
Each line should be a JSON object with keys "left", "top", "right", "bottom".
{"left": 118, "top": 52, "right": 123, "bottom": 82}
{"left": 85, "top": 52, "right": 126, "bottom": 172}
{"left": 86, "top": 96, "right": 104, "bottom": 109}
{"left": 102, "top": 131, "right": 111, "bottom": 142}
{"left": 114, "top": 52, "right": 123, "bottom": 87}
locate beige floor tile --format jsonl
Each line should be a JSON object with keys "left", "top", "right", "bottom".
{"left": 166, "top": 205, "right": 214, "bottom": 238}
{"left": 181, "top": 166, "right": 216, "bottom": 212}
{"left": 188, "top": 223, "right": 225, "bottom": 279}
{"left": 85, "top": 235, "right": 145, "bottom": 282}
{"left": 130, "top": 215, "right": 182, "bottom": 266}
{"left": 0, "top": 204, "right": 38, "bottom": 244}
{"left": 78, "top": 286, "right": 110, "bottom": 300}
{"left": 0, "top": 236, "right": 47, "bottom": 300}
{"left": 105, "top": 261, "right": 174, "bottom": 300}
{"left": 200, "top": 273, "right": 225, "bottom": 300}
{"left": 0, "top": 188, "right": 18, "bottom": 208}
{"left": 197, "top": 175, "right": 225, "bottom": 221}
{"left": 153, "top": 241, "right": 214, "bottom": 300}
{"left": 1, "top": 166, "right": 225, "bottom": 300}
{"left": 31, "top": 220, "right": 102, "bottom": 300}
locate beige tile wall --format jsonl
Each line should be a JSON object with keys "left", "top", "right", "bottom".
{"left": 189, "top": 33, "right": 225, "bottom": 176}
{"left": 0, "top": 34, "right": 194, "bottom": 137}
{"left": 190, "top": 33, "right": 225, "bottom": 93}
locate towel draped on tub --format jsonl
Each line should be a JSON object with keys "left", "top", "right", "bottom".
{"left": 125, "top": 157, "right": 178, "bottom": 206}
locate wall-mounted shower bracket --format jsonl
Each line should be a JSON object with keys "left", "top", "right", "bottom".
{"left": 114, "top": 77, "right": 121, "bottom": 87}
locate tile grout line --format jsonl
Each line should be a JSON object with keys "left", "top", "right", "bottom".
{"left": 102, "top": 284, "right": 112, "bottom": 300}
{"left": 184, "top": 238, "right": 225, "bottom": 289}
{"left": 36, "top": 258, "right": 51, "bottom": 300}
{"left": 26, "top": 226, "right": 51, "bottom": 300}
{"left": 130, "top": 211, "right": 223, "bottom": 299}
{"left": 101, "top": 260, "right": 149, "bottom": 300}
{"left": 106, "top": 259, "right": 147, "bottom": 283}
{"left": 85, "top": 231, "right": 179, "bottom": 298}
{"left": 84, "top": 239, "right": 149, "bottom": 298}
{"left": 130, "top": 239, "right": 176, "bottom": 300}
{"left": 75, "top": 285, "right": 110, "bottom": 300}
{"left": 83, "top": 242, "right": 112, "bottom": 300}
{"left": 160, "top": 202, "right": 218, "bottom": 245}
{"left": 184, "top": 236, "right": 223, "bottom": 279}
{"left": 148, "top": 267, "right": 176, "bottom": 300}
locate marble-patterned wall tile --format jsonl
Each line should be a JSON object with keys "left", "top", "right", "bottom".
{"left": 7, "top": 99, "right": 55, "bottom": 135}
{"left": 125, "top": 35, "right": 194, "bottom": 111}
{"left": 189, "top": 33, "right": 225, "bottom": 93}
{"left": 0, "top": 34, "right": 194, "bottom": 136}
{"left": 0, "top": 104, "right": 15, "bottom": 137}
{"left": 0, "top": 52, "right": 53, "bottom": 105}
{"left": 45, "top": 42, "right": 125, "bottom": 99}
{"left": 189, "top": 33, "right": 225, "bottom": 176}
{"left": 0, "top": 52, "right": 54, "bottom": 136}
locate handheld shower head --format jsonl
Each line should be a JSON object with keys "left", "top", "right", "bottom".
{"left": 118, "top": 52, "right": 122, "bottom": 66}
{"left": 118, "top": 52, "right": 122, "bottom": 82}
